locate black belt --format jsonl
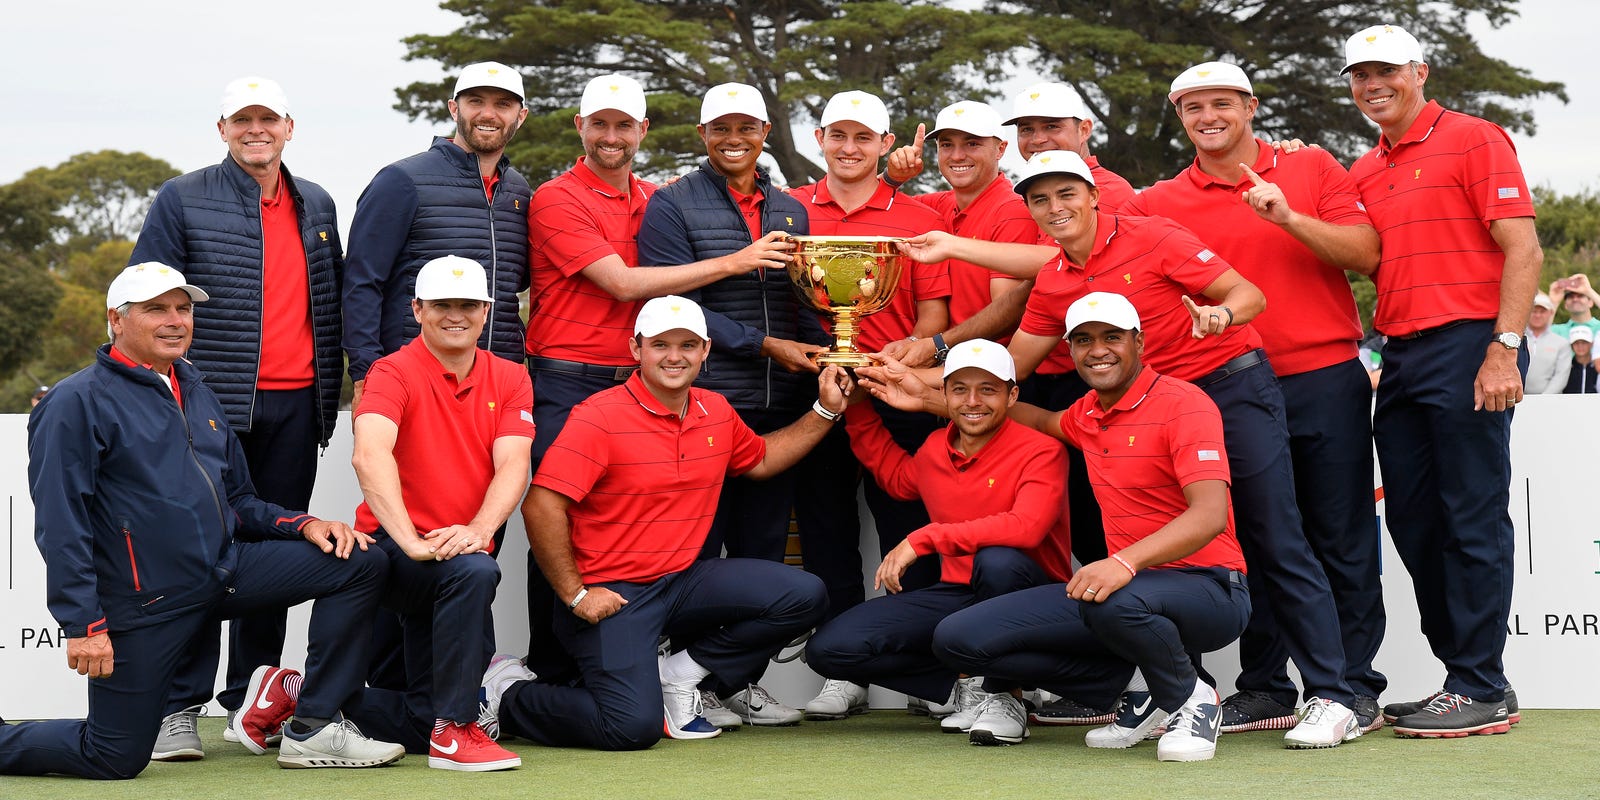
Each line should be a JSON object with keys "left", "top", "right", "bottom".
{"left": 1396, "top": 318, "right": 1477, "bottom": 340}
{"left": 1229, "top": 569, "right": 1246, "bottom": 589}
{"left": 1191, "top": 348, "right": 1267, "bottom": 389}
{"left": 529, "top": 357, "right": 637, "bottom": 381}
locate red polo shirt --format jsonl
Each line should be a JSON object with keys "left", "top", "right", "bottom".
{"left": 847, "top": 406, "right": 1073, "bottom": 585}
{"left": 257, "top": 178, "right": 314, "bottom": 388}
{"left": 534, "top": 373, "right": 767, "bottom": 583}
{"left": 354, "top": 338, "right": 536, "bottom": 548}
{"left": 1126, "top": 140, "right": 1368, "bottom": 376}
{"left": 526, "top": 158, "right": 658, "bottom": 364}
{"left": 1349, "top": 100, "right": 1536, "bottom": 337}
{"left": 729, "top": 185, "right": 764, "bottom": 242}
{"left": 1019, "top": 213, "right": 1262, "bottom": 383}
{"left": 1088, "top": 157, "right": 1137, "bottom": 213}
{"left": 919, "top": 175, "right": 1041, "bottom": 326}
{"left": 789, "top": 179, "right": 952, "bottom": 352}
{"left": 1059, "top": 367, "right": 1245, "bottom": 572}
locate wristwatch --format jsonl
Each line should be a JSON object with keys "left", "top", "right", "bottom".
{"left": 931, "top": 333, "right": 951, "bottom": 365}
{"left": 1491, "top": 331, "right": 1522, "bottom": 351}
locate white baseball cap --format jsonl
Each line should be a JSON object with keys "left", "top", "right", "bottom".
{"left": 108, "top": 263, "right": 210, "bottom": 309}
{"left": 819, "top": 90, "right": 891, "bottom": 135}
{"left": 414, "top": 255, "right": 492, "bottom": 302}
{"left": 1533, "top": 293, "right": 1555, "bottom": 311}
{"left": 928, "top": 100, "right": 1004, "bottom": 140}
{"left": 635, "top": 295, "right": 708, "bottom": 339}
{"left": 1168, "top": 61, "right": 1253, "bottom": 105}
{"left": 220, "top": 76, "right": 289, "bottom": 118}
{"left": 700, "top": 82, "right": 769, "bottom": 124}
{"left": 1570, "top": 326, "right": 1595, "bottom": 344}
{"left": 942, "top": 338, "right": 1016, "bottom": 383}
{"left": 1012, "top": 149, "right": 1097, "bottom": 196}
{"left": 1004, "top": 82, "right": 1092, "bottom": 125}
{"left": 1343, "top": 24, "right": 1426, "bottom": 74}
{"left": 580, "top": 74, "right": 647, "bottom": 121}
{"left": 1064, "top": 292, "right": 1141, "bottom": 336}
{"left": 454, "top": 61, "right": 525, "bottom": 101}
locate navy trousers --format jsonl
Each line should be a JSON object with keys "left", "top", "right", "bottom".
{"left": 1196, "top": 352, "right": 1354, "bottom": 706}
{"left": 345, "top": 535, "right": 501, "bottom": 754}
{"left": 0, "top": 539, "right": 385, "bottom": 779}
{"left": 1019, "top": 370, "right": 1103, "bottom": 566}
{"left": 702, "top": 407, "right": 805, "bottom": 562}
{"left": 166, "top": 387, "right": 321, "bottom": 715}
{"left": 1373, "top": 320, "right": 1521, "bottom": 702}
{"left": 497, "top": 558, "right": 826, "bottom": 751}
{"left": 934, "top": 568, "right": 1250, "bottom": 713}
{"left": 524, "top": 366, "right": 621, "bottom": 684}
{"left": 806, "top": 547, "right": 1049, "bottom": 702}
{"left": 1242, "top": 358, "right": 1388, "bottom": 702}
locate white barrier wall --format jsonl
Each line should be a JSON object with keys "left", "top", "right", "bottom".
{"left": 2, "top": 396, "right": 1597, "bottom": 718}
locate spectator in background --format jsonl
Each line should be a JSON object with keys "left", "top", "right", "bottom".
{"left": 1550, "top": 274, "right": 1600, "bottom": 340}
{"left": 1525, "top": 293, "right": 1571, "bottom": 394}
{"left": 1561, "top": 326, "right": 1597, "bottom": 394}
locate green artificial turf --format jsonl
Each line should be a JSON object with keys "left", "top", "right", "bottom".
{"left": 4, "top": 710, "right": 1596, "bottom": 800}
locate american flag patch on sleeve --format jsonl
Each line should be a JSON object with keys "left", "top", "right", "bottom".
{"left": 1197, "top": 249, "right": 1214, "bottom": 262}
{"left": 521, "top": 409, "right": 535, "bottom": 424}
{"left": 1198, "top": 449, "right": 1220, "bottom": 462}
{"left": 1497, "top": 187, "right": 1520, "bottom": 200}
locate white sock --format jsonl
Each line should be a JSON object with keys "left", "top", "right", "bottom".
{"left": 659, "top": 650, "right": 711, "bottom": 685}
{"left": 1126, "top": 667, "right": 1149, "bottom": 693}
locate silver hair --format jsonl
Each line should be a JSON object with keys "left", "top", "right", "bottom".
{"left": 107, "top": 302, "right": 131, "bottom": 342}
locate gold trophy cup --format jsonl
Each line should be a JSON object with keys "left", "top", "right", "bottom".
{"left": 786, "top": 235, "right": 907, "bottom": 368}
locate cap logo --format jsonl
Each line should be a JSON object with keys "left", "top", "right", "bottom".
{"left": 158, "top": 268, "right": 171, "bottom": 275}
{"left": 609, "top": 84, "right": 620, "bottom": 93}
{"left": 1087, "top": 299, "right": 1098, "bottom": 307}
{"left": 248, "top": 82, "right": 260, "bottom": 90}
{"left": 850, "top": 99, "right": 860, "bottom": 106}
{"left": 1039, "top": 155, "right": 1052, "bottom": 165}
{"left": 1197, "top": 70, "right": 1211, "bottom": 77}
{"left": 1029, "top": 92, "right": 1040, "bottom": 100}
{"left": 969, "top": 344, "right": 983, "bottom": 354}
{"left": 670, "top": 303, "right": 682, "bottom": 313}
{"left": 452, "top": 269, "right": 465, "bottom": 278}
{"left": 488, "top": 68, "right": 500, "bottom": 75}
{"left": 954, "top": 108, "right": 965, "bottom": 116}
{"left": 1366, "top": 35, "right": 1377, "bottom": 43}
{"left": 727, "top": 89, "right": 739, "bottom": 97}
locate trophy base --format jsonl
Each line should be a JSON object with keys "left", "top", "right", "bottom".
{"left": 813, "top": 350, "right": 874, "bottom": 369}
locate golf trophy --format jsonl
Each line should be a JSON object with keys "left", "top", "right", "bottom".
{"left": 786, "top": 235, "right": 906, "bottom": 368}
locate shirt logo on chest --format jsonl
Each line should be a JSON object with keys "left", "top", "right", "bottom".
{"left": 209, "top": 419, "right": 217, "bottom": 431}
{"left": 707, "top": 436, "right": 715, "bottom": 448}
{"left": 987, "top": 477, "right": 995, "bottom": 488}
{"left": 318, "top": 231, "right": 328, "bottom": 241}
{"left": 1128, "top": 436, "right": 1136, "bottom": 447}
{"left": 1123, "top": 273, "right": 1132, "bottom": 285}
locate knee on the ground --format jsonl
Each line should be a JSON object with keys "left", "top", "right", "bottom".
{"left": 597, "top": 710, "right": 663, "bottom": 751}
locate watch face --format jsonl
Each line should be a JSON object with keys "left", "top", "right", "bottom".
{"left": 1496, "top": 332, "right": 1522, "bottom": 348}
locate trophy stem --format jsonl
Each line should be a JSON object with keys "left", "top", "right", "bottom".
{"left": 816, "top": 308, "right": 871, "bottom": 368}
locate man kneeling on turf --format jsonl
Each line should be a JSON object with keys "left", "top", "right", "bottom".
{"left": 866, "top": 292, "right": 1252, "bottom": 760}
{"left": 0, "top": 264, "right": 402, "bottom": 778}
{"left": 479, "top": 296, "right": 835, "bottom": 749}
{"left": 803, "top": 340, "right": 1073, "bottom": 725}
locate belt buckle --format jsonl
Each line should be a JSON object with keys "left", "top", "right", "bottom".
{"left": 613, "top": 366, "right": 636, "bottom": 381}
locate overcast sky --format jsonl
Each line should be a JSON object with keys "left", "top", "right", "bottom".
{"left": 2, "top": 0, "right": 1589, "bottom": 238}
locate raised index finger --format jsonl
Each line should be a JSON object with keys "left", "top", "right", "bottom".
{"left": 912, "top": 123, "right": 926, "bottom": 149}
{"left": 1238, "top": 163, "right": 1265, "bottom": 184}
{"left": 1181, "top": 294, "right": 1203, "bottom": 319}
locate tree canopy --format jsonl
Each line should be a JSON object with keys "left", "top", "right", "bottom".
{"left": 396, "top": 0, "right": 1563, "bottom": 188}
{"left": 0, "top": 151, "right": 178, "bottom": 410}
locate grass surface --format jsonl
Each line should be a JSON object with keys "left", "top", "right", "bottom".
{"left": 5, "top": 710, "right": 1597, "bottom": 799}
